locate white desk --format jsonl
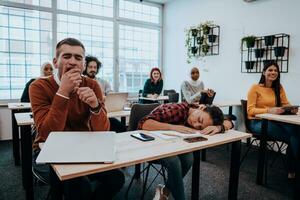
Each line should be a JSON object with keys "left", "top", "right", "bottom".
{"left": 107, "top": 110, "right": 130, "bottom": 118}
{"left": 8, "top": 102, "right": 32, "bottom": 166}
{"left": 14, "top": 112, "right": 34, "bottom": 200}
{"left": 255, "top": 113, "right": 300, "bottom": 200}
{"left": 50, "top": 130, "right": 251, "bottom": 200}
{"left": 214, "top": 100, "right": 241, "bottom": 108}
{"left": 139, "top": 95, "right": 169, "bottom": 102}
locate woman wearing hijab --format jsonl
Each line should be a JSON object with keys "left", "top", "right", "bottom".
{"left": 20, "top": 61, "right": 53, "bottom": 102}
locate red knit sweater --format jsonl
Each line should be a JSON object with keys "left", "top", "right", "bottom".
{"left": 29, "top": 75, "right": 110, "bottom": 150}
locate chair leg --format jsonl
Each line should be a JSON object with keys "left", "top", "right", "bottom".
{"left": 125, "top": 172, "right": 136, "bottom": 199}
{"left": 141, "top": 165, "right": 151, "bottom": 200}
{"left": 240, "top": 139, "right": 256, "bottom": 165}
{"left": 134, "top": 164, "right": 141, "bottom": 179}
{"left": 246, "top": 138, "right": 251, "bottom": 147}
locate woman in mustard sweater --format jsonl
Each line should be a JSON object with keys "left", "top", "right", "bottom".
{"left": 247, "top": 61, "right": 299, "bottom": 179}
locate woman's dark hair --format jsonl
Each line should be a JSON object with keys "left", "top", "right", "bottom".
{"left": 259, "top": 61, "right": 281, "bottom": 106}
{"left": 203, "top": 105, "right": 224, "bottom": 126}
{"left": 150, "top": 67, "right": 162, "bottom": 83}
{"left": 82, "top": 55, "right": 102, "bottom": 75}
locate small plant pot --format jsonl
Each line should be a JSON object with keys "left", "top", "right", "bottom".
{"left": 263, "top": 59, "right": 276, "bottom": 66}
{"left": 197, "top": 36, "right": 204, "bottom": 44}
{"left": 191, "top": 29, "right": 198, "bottom": 37}
{"left": 274, "top": 46, "right": 286, "bottom": 57}
{"left": 245, "top": 61, "right": 256, "bottom": 70}
{"left": 246, "top": 40, "right": 255, "bottom": 48}
{"left": 254, "top": 48, "right": 265, "bottom": 58}
{"left": 208, "top": 34, "right": 217, "bottom": 43}
{"left": 201, "top": 45, "right": 210, "bottom": 55}
{"left": 191, "top": 46, "right": 198, "bottom": 55}
{"left": 264, "top": 35, "right": 275, "bottom": 46}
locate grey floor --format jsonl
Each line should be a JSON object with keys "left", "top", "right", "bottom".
{"left": 0, "top": 140, "right": 294, "bottom": 200}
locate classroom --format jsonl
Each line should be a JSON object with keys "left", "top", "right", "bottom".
{"left": 0, "top": 0, "right": 300, "bottom": 200}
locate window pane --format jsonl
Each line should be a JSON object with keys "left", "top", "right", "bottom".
{"left": 2, "top": 0, "right": 51, "bottom": 7}
{"left": 119, "top": 25, "right": 159, "bottom": 93}
{"left": 57, "top": 14, "right": 114, "bottom": 89}
{"left": 58, "top": 0, "right": 113, "bottom": 18}
{"left": 119, "top": 0, "right": 160, "bottom": 24}
{"left": 0, "top": 6, "right": 53, "bottom": 100}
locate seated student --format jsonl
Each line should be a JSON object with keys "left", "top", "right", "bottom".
{"left": 138, "top": 102, "right": 233, "bottom": 200}
{"left": 83, "top": 55, "right": 126, "bottom": 133}
{"left": 141, "top": 67, "right": 163, "bottom": 103}
{"left": 247, "top": 61, "right": 300, "bottom": 179}
{"left": 82, "top": 55, "right": 112, "bottom": 96}
{"left": 181, "top": 67, "right": 214, "bottom": 104}
{"left": 20, "top": 61, "right": 53, "bottom": 102}
{"left": 29, "top": 38, "right": 124, "bottom": 200}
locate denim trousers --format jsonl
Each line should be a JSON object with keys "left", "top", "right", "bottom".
{"left": 158, "top": 152, "right": 194, "bottom": 200}
{"left": 249, "top": 119, "right": 300, "bottom": 172}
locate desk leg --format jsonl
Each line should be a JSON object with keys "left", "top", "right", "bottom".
{"left": 228, "top": 141, "right": 241, "bottom": 200}
{"left": 20, "top": 125, "right": 33, "bottom": 200}
{"left": 191, "top": 150, "right": 200, "bottom": 200}
{"left": 12, "top": 110, "right": 20, "bottom": 166}
{"left": 201, "top": 149, "right": 206, "bottom": 161}
{"left": 256, "top": 119, "right": 268, "bottom": 185}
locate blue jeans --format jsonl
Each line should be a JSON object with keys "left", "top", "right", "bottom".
{"left": 158, "top": 153, "right": 193, "bottom": 200}
{"left": 249, "top": 119, "right": 300, "bottom": 172}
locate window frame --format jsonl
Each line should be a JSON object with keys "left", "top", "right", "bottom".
{"left": 0, "top": 0, "right": 163, "bottom": 101}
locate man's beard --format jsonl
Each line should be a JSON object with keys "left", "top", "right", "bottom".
{"left": 87, "top": 72, "right": 96, "bottom": 79}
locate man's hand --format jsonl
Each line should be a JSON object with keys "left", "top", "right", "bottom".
{"left": 57, "top": 68, "right": 82, "bottom": 97}
{"left": 200, "top": 125, "right": 221, "bottom": 135}
{"left": 76, "top": 87, "right": 99, "bottom": 108}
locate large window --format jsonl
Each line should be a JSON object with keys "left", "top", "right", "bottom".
{"left": 0, "top": 0, "right": 162, "bottom": 100}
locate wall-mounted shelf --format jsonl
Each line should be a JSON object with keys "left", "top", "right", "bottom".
{"left": 241, "top": 33, "right": 290, "bottom": 73}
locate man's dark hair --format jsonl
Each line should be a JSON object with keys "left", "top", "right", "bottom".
{"left": 203, "top": 105, "right": 224, "bottom": 126}
{"left": 82, "top": 55, "right": 102, "bottom": 75}
{"left": 56, "top": 38, "right": 85, "bottom": 57}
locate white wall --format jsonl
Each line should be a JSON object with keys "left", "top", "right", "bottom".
{"left": 163, "top": 0, "right": 300, "bottom": 104}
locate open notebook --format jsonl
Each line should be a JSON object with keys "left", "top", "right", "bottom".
{"left": 149, "top": 130, "right": 207, "bottom": 140}
{"left": 36, "top": 132, "right": 116, "bottom": 164}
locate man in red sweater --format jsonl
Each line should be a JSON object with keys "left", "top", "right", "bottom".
{"left": 29, "top": 38, "right": 124, "bottom": 200}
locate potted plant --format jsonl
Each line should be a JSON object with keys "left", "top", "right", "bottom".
{"left": 191, "top": 46, "right": 198, "bottom": 55}
{"left": 202, "top": 44, "right": 210, "bottom": 55}
{"left": 245, "top": 61, "right": 256, "bottom": 70}
{"left": 242, "top": 35, "right": 256, "bottom": 48}
{"left": 208, "top": 34, "right": 217, "bottom": 43}
{"left": 191, "top": 29, "right": 198, "bottom": 37}
{"left": 197, "top": 36, "right": 204, "bottom": 44}
{"left": 274, "top": 46, "right": 286, "bottom": 57}
{"left": 254, "top": 48, "right": 265, "bottom": 58}
{"left": 199, "top": 21, "right": 214, "bottom": 35}
{"left": 264, "top": 35, "right": 275, "bottom": 46}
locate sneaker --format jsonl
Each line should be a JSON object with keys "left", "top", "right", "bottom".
{"left": 153, "top": 184, "right": 169, "bottom": 200}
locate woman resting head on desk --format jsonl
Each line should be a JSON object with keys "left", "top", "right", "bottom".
{"left": 247, "top": 61, "right": 300, "bottom": 179}
{"left": 142, "top": 67, "right": 163, "bottom": 99}
{"left": 138, "top": 102, "right": 233, "bottom": 200}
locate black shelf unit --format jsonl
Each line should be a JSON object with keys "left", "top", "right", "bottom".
{"left": 189, "top": 25, "right": 220, "bottom": 57}
{"left": 241, "top": 33, "right": 290, "bottom": 73}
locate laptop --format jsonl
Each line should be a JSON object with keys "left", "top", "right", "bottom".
{"left": 199, "top": 91, "right": 216, "bottom": 105}
{"left": 36, "top": 132, "right": 116, "bottom": 164}
{"left": 105, "top": 92, "right": 129, "bottom": 112}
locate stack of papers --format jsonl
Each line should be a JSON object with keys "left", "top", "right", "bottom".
{"left": 149, "top": 130, "right": 207, "bottom": 140}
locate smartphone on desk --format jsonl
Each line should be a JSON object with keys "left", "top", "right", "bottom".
{"left": 184, "top": 136, "right": 208, "bottom": 143}
{"left": 131, "top": 133, "right": 155, "bottom": 142}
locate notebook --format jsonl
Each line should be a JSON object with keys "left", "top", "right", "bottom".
{"left": 36, "top": 132, "right": 116, "bottom": 164}
{"left": 199, "top": 91, "right": 216, "bottom": 105}
{"left": 105, "top": 92, "right": 129, "bottom": 112}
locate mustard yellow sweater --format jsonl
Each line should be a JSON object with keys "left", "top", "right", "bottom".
{"left": 247, "top": 84, "right": 290, "bottom": 119}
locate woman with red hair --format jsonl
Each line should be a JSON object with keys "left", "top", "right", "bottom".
{"left": 141, "top": 67, "right": 163, "bottom": 103}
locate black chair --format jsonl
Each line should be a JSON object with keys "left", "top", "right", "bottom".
{"left": 125, "top": 103, "right": 166, "bottom": 199}
{"left": 163, "top": 89, "right": 179, "bottom": 103}
{"left": 240, "top": 99, "right": 288, "bottom": 183}
{"left": 163, "top": 89, "right": 176, "bottom": 96}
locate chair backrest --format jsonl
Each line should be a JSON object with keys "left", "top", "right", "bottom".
{"left": 128, "top": 103, "right": 160, "bottom": 131}
{"left": 163, "top": 89, "right": 176, "bottom": 96}
{"left": 240, "top": 99, "right": 251, "bottom": 133}
{"left": 138, "top": 89, "right": 143, "bottom": 97}
{"left": 168, "top": 93, "right": 179, "bottom": 103}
